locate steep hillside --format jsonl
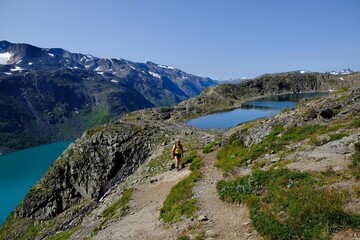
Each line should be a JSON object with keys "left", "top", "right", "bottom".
{"left": 1, "top": 82, "right": 359, "bottom": 239}
{"left": 0, "top": 41, "right": 217, "bottom": 152}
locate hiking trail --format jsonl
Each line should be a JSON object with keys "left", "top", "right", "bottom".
{"left": 92, "top": 149, "right": 261, "bottom": 240}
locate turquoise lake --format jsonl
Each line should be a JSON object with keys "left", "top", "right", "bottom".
{"left": 0, "top": 140, "right": 73, "bottom": 224}
{"left": 187, "top": 92, "right": 327, "bottom": 129}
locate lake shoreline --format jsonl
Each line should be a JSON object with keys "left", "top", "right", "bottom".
{"left": 187, "top": 92, "right": 328, "bottom": 129}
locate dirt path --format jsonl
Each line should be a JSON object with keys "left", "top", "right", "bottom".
{"left": 193, "top": 150, "right": 262, "bottom": 240}
{"left": 94, "top": 169, "right": 191, "bottom": 240}
{"left": 93, "top": 149, "right": 262, "bottom": 240}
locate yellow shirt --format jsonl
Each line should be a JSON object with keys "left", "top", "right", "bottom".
{"left": 173, "top": 144, "right": 182, "bottom": 154}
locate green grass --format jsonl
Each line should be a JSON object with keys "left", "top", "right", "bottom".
{"left": 311, "top": 132, "right": 349, "bottom": 146}
{"left": 189, "top": 155, "right": 203, "bottom": 171}
{"left": 46, "top": 226, "right": 81, "bottom": 240}
{"left": 102, "top": 188, "right": 133, "bottom": 221}
{"left": 350, "top": 147, "right": 360, "bottom": 180}
{"left": 160, "top": 153, "right": 202, "bottom": 223}
{"left": 217, "top": 168, "right": 360, "bottom": 239}
{"left": 19, "top": 225, "right": 42, "bottom": 240}
{"left": 351, "top": 116, "right": 360, "bottom": 128}
{"left": 92, "top": 188, "right": 133, "bottom": 233}
{"left": 177, "top": 236, "right": 191, "bottom": 240}
{"left": 217, "top": 125, "right": 284, "bottom": 173}
{"left": 203, "top": 141, "right": 217, "bottom": 153}
{"left": 217, "top": 122, "right": 350, "bottom": 173}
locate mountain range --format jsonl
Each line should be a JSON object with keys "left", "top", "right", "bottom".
{"left": 0, "top": 40, "right": 217, "bottom": 152}
{"left": 296, "top": 68, "right": 355, "bottom": 75}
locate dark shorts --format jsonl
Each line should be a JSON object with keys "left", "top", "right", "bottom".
{"left": 174, "top": 153, "right": 182, "bottom": 158}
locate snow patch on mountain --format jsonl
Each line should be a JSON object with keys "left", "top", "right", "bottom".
{"left": 149, "top": 71, "right": 161, "bottom": 78}
{"left": 158, "top": 64, "right": 175, "bottom": 70}
{"left": 0, "top": 52, "right": 11, "bottom": 64}
{"left": 10, "top": 66, "right": 24, "bottom": 72}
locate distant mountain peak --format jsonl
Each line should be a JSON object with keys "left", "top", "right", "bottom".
{"left": 328, "top": 68, "right": 354, "bottom": 75}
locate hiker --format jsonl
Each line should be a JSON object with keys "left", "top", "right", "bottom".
{"left": 172, "top": 140, "right": 183, "bottom": 171}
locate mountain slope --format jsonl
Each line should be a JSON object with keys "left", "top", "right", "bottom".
{"left": 1, "top": 85, "right": 359, "bottom": 239}
{"left": 0, "top": 41, "right": 217, "bottom": 152}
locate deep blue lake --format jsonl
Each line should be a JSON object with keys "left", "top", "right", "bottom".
{"left": 187, "top": 92, "right": 327, "bottom": 129}
{"left": 0, "top": 140, "right": 73, "bottom": 224}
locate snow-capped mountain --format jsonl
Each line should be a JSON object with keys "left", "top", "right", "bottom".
{"left": 328, "top": 68, "right": 354, "bottom": 75}
{"left": 0, "top": 40, "right": 218, "bottom": 152}
{"left": 295, "top": 68, "right": 355, "bottom": 75}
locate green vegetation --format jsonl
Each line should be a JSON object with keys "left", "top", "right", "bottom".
{"left": 203, "top": 139, "right": 220, "bottom": 153}
{"left": 352, "top": 116, "right": 360, "bottom": 128}
{"left": 177, "top": 236, "right": 191, "bottom": 240}
{"left": 160, "top": 152, "right": 202, "bottom": 223}
{"left": 217, "top": 125, "right": 283, "bottom": 173}
{"left": 350, "top": 143, "right": 360, "bottom": 180}
{"left": 85, "top": 124, "right": 108, "bottom": 138}
{"left": 46, "top": 226, "right": 81, "bottom": 240}
{"left": 0, "top": 212, "right": 34, "bottom": 240}
{"left": 177, "top": 231, "right": 206, "bottom": 240}
{"left": 281, "top": 107, "right": 290, "bottom": 113}
{"left": 147, "top": 146, "right": 173, "bottom": 175}
{"left": 217, "top": 122, "right": 348, "bottom": 173}
{"left": 179, "top": 150, "right": 203, "bottom": 171}
{"left": 92, "top": 187, "right": 133, "bottom": 235}
{"left": 310, "top": 132, "right": 349, "bottom": 146}
{"left": 102, "top": 188, "right": 133, "bottom": 223}
{"left": 217, "top": 168, "right": 360, "bottom": 239}
{"left": 19, "top": 224, "right": 43, "bottom": 240}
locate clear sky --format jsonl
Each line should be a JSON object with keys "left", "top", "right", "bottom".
{"left": 0, "top": 0, "right": 359, "bottom": 79}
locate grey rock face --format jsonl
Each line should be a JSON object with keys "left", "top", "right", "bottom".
{"left": 15, "top": 122, "right": 161, "bottom": 220}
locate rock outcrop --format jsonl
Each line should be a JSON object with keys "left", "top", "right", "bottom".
{"left": 15, "top": 122, "right": 165, "bottom": 221}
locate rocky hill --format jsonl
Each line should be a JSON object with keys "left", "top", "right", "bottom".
{"left": 1, "top": 72, "right": 359, "bottom": 239}
{"left": 0, "top": 41, "right": 217, "bottom": 153}
{"left": 173, "top": 71, "right": 360, "bottom": 120}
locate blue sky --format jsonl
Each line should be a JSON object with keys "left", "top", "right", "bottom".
{"left": 0, "top": 0, "right": 359, "bottom": 79}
